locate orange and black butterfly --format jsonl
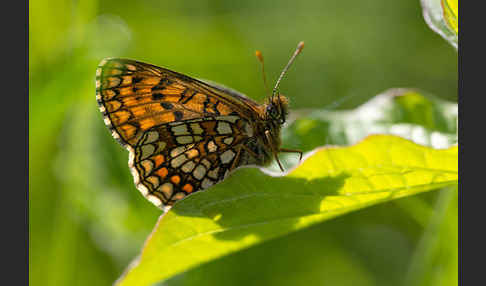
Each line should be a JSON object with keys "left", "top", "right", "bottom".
{"left": 96, "top": 42, "right": 304, "bottom": 211}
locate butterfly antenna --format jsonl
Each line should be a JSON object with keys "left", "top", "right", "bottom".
{"left": 255, "top": 50, "right": 270, "bottom": 96}
{"left": 272, "top": 41, "right": 305, "bottom": 97}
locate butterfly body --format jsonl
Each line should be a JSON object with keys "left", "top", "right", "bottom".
{"left": 96, "top": 58, "right": 293, "bottom": 211}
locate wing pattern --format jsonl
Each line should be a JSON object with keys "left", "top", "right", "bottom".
{"left": 96, "top": 58, "right": 261, "bottom": 210}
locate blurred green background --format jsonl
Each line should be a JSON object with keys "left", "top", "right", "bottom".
{"left": 29, "top": 0, "right": 457, "bottom": 285}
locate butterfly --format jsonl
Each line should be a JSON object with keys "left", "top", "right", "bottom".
{"left": 96, "top": 42, "right": 304, "bottom": 211}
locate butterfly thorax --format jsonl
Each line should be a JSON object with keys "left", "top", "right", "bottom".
{"left": 246, "top": 94, "right": 289, "bottom": 166}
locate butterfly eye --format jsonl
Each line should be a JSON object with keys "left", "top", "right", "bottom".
{"left": 266, "top": 104, "right": 279, "bottom": 119}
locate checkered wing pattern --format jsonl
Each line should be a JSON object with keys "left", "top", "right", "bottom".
{"left": 96, "top": 58, "right": 261, "bottom": 210}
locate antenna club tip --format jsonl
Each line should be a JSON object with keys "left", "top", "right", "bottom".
{"left": 297, "top": 41, "right": 304, "bottom": 51}
{"left": 255, "top": 50, "right": 264, "bottom": 61}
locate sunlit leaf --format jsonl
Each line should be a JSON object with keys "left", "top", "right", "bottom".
{"left": 116, "top": 135, "right": 458, "bottom": 286}
{"left": 280, "top": 88, "right": 457, "bottom": 161}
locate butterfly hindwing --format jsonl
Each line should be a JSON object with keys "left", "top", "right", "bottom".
{"left": 130, "top": 117, "right": 249, "bottom": 209}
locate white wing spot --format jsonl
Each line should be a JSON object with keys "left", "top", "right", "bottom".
{"left": 147, "top": 195, "right": 162, "bottom": 207}
{"left": 145, "top": 131, "right": 159, "bottom": 144}
{"left": 170, "top": 146, "right": 186, "bottom": 157}
{"left": 111, "top": 130, "right": 120, "bottom": 139}
{"left": 136, "top": 183, "right": 148, "bottom": 196}
{"left": 190, "top": 123, "right": 204, "bottom": 134}
{"left": 201, "top": 159, "right": 212, "bottom": 169}
{"left": 130, "top": 167, "right": 140, "bottom": 185}
{"left": 172, "top": 124, "right": 190, "bottom": 135}
{"left": 216, "top": 115, "right": 239, "bottom": 123}
{"left": 217, "top": 121, "right": 232, "bottom": 135}
{"left": 181, "top": 161, "right": 196, "bottom": 173}
{"left": 193, "top": 165, "right": 207, "bottom": 180}
{"left": 207, "top": 140, "right": 218, "bottom": 152}
{"left": 104, "top": 117, "right": 112, "bottom": 126}
{"left": 223, "top": 137, "right": 234, "bottom": 145}
{"left": 176, "top": 135, "right": 194, "bottom": 144}
{"left": 220, "top": 150, "right": 235, "bottom": 164}
{"left": 140, "top": 144, "right": 155, "bottom": 160}
{"left": 171, "top": 155, "right": 188, "bottom": 168}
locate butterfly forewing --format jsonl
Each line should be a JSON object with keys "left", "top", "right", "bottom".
{"left": 96, "top": 58, "right": 261, "bottom": 210}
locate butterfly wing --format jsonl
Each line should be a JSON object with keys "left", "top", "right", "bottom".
{"left": 96, "top": 58, "right": 261, "bottom": 210}
{"left": 130, "top": 116, "right": 252, "bottom": 210}
{"left": 96, "top": 58, "right": 261, "bottom": 147}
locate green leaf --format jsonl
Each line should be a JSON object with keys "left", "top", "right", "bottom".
{"left": 280, "top": 88, "right": 457, "bottom": 167}
{"left": 421, "top": 0, "right": 458, "bottom": 49}
{"left": 116, "top": 135, "right": 457, "bottom": 286}
{"left": 403, "top": 186, "right": 457, "bottom": 286}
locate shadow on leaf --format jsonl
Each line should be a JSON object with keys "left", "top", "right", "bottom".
{"left": 171, "top": 169, "right": 350, "bottom": 241}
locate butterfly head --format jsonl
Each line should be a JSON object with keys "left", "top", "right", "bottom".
{"left": 265, "top": 94, "right": 288, "bottom": 125}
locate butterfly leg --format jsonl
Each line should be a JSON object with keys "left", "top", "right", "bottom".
{"left": 240, "top": 144, "right": 274, "bottom": 168}
{"left": 264, "top": 130, "right": 285, "bottom": 172}
{"left": 274, "top": 154, "right": 285, "bottom": 172}
{"left": 279, "top": 148, "right": 303, "bottom": 161}
{"left": 240, "top": 144, "right": 258, "bottom": 158}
